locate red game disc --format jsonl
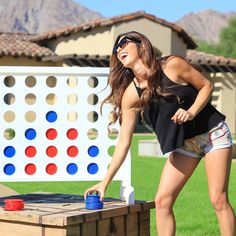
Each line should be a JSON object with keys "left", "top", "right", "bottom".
{"left": 4, "top": 199, "right": 24, "bottom": 211}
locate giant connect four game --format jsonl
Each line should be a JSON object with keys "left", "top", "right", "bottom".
{"left": 0, "top": 67, "right": 133, "bottom": 203}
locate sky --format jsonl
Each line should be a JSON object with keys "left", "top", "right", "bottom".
{"left": 74, "top": 0, "right": 236, "bottom": 22}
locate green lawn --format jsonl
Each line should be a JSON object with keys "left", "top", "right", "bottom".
{"left": 3, "top": 134, "right": 236, "bottom": 236}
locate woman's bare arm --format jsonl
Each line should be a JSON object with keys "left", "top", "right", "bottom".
{"left": 164, "top": 56, "right": 213, "bottom": 124}
{"left": 84, "top": 82, "right": 139, "bottom": 199}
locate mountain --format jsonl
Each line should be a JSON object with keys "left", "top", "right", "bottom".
{"left": 175, "top": 9, "right": 236, "bottom": 43}
{"left": 0, "top": 2, "right": 235, "bottom": 44}
{"left": 0, "top": 0, "right": 103, "bottom": 33}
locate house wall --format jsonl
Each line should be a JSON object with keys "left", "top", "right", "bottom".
{"left": 170, "top": 31, "right": 187, "bottom": 57}
{"left": 47, "top": 28, "right": 114, "bottom": 56}
{"left": 113, "top": 18, "right": 187, "bottom": 57}
{"left": 46, "top": 18, "right": 187, "bottom": 57}
{"left": 211, "top": 72, "right": 236, "bottom": 135}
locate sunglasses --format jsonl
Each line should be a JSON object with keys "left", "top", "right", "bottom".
{"left": 113, "top": 36, "right": 142, "bottom": 54}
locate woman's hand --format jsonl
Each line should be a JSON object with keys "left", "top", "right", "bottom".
{"left": 171, "top": 108, "right": 194, "bottom": 124}
{"left": 84, "top": 181, "right": 107, "bottom": 201}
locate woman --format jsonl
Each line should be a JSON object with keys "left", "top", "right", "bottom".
{"left": 84, "top": 31, "right": 235, "bottom": 235}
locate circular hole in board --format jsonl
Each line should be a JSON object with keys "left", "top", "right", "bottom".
{"left": 4, "top": 93, "right": 15, "bottom": 105}
{"left": 25, "top": 76, "right": 36, "bottom": 87}
{"left": 87, "top": 76, "right": 98, "bottom": 88}
{"left": 67, "top": 76, "right": 78, "bottom": 87}
{"left": 67, "top": 111, "right": 78, "bottom": 122}
{"left": 4, "top": 76, "right": 15, "bottom": 87}
{"left": 46, "top": 93, "right": 57, "bottom": 105}
{"left": 3, "top": 111, "right": 15, "bottom": 122}
{"left": 87, "top": 128, "right": 98, "bottom": 140}
{"left": 25, "top": 111, "right": 36, "bottom": 123}
{"left": 4, "top": 128, "right": 15, "bottom": 140}
{"left": 25, "top": 93, "right": 36, "bottom": 105}
{"left": 46, "top": 76, "right": 57, "bottom": 88}
{"left": 87, "top": 94, "right": 98, "bottom": 105}
{"left": 87, "top": 111, "right": 98, "bottom": 122}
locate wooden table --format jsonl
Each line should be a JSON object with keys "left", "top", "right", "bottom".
{"left": 0, "top": 193, "right": 155, "bottom": 236}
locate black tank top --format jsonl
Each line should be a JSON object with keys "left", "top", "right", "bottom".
{"left": 133, "top": 64, "right": 225, "bottom": 154}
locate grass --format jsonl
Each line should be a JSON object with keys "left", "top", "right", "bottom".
{"left": 2, "top": 134, "right": 236, "bottom": 236}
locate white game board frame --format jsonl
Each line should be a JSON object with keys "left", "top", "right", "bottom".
{"left": 0, "top": 66, "right": 134, "bottom": 204}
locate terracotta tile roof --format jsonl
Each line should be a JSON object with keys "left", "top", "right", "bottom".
{"left": 187, "top": 50, "right": 236, "bottom": 67}
{"left": 187, "top": 50, "right": 236, "bottom": 73}
{"left": 0, "top": 33, "right": 56, "bottom": 58}
{"left": 31, "top": 11, "right": 197, "bottom": 49}
{"left": 43, "top": 51, "right": 236, "bottom": 72}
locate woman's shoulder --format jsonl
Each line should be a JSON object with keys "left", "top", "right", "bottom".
{"left": 160, "top": 55, "right": 190, "bottom": 74}
{"left": 121, "top": 81, "right": 140, "bottom": 109}
{"left": 160, "top": 55, "right": 186, "bottom": 66}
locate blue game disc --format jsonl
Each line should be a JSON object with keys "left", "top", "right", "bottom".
{"left": 25, "top": 128, "right": 37, "bottom": 140}
{"left": 66, "top": 163, "right": 78, "bottom": 175}
{"left": 87, "top": 163, "right": 98, "bottom": 174}
{"left": 4, "top": 164, "right": 16, "bottom": 175}
{"left": 46, "top": 111, "right": 58, "bottom": 123}
{"left": 85, "top": 194, "right": 103, "bottom": 210}
{"left": 88, "top": 145, "right": 99, "bottom": 157}
{"left": 4, "top": 146, "right": 16, "bottom": 158}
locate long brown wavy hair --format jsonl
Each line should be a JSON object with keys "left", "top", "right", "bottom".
{"left": 101, "top": 31, "right": 167, "bottom": 125}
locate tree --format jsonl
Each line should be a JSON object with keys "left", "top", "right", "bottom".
{"left": 196, "top": 17, "right": 236, "bottom": 58}
{"left": 217, "top": 18, "right": 236, "bottom": 58}
{"left": 196, "top": 41, "right": 219, "bottom": 55}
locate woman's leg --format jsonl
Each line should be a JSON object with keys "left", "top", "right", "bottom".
{"left": 204, "top": 147, "right": 236, "bottom": 236}
{"left": 155, "top": 152, "right": 200, "bottom": 236}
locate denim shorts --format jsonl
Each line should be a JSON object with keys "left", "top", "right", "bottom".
{"left": 174, "top": 121, "right": 233, "bottom": 158}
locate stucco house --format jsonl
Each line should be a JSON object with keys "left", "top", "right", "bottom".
{"left": 0, "top": 11, "right": 235, "bottom": 134}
